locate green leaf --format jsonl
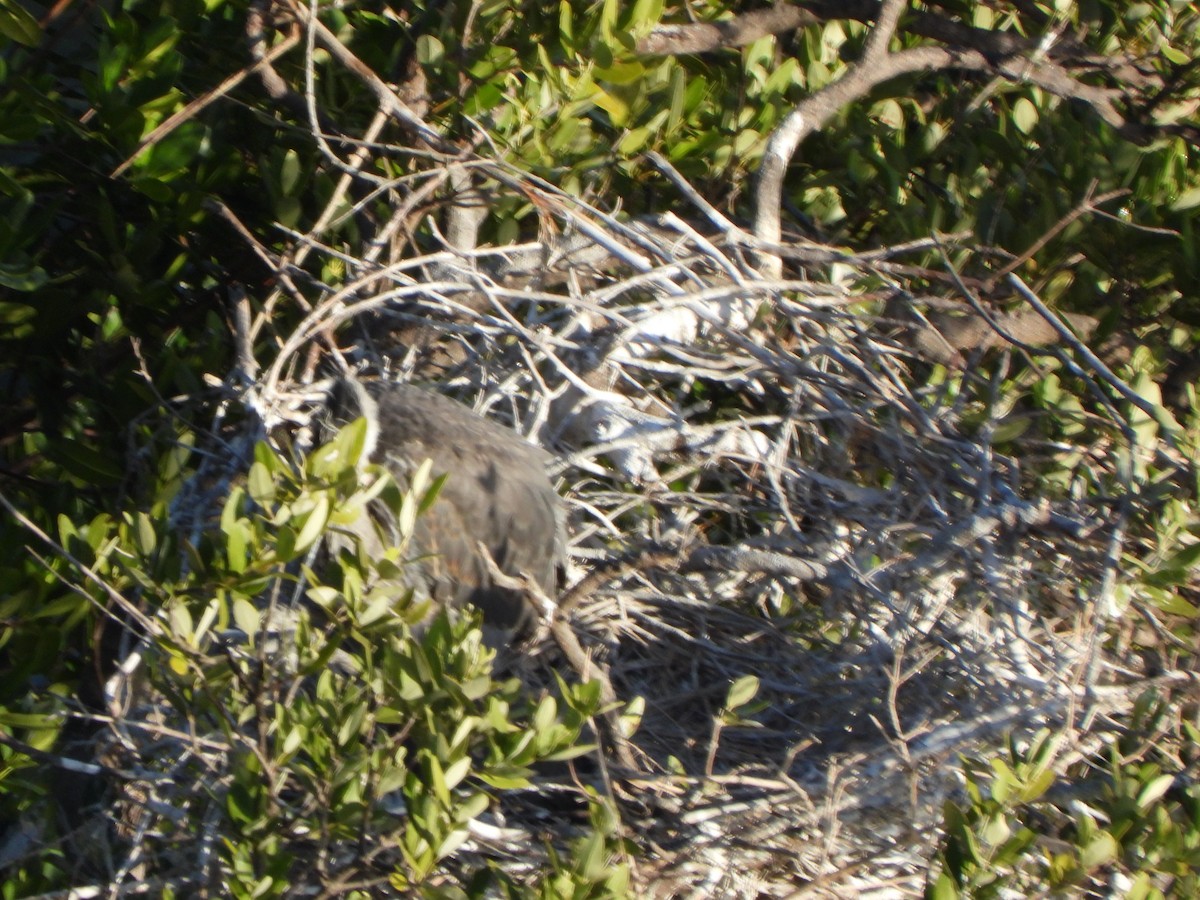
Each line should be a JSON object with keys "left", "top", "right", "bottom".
{"left": 293, "top": 493, "right": 331, "bottom": 556}
{"left": 167, "top": 601, "right": 193, "bottom": 640}
{"left": 558, "top": 0, "right": 575, "bottom": 52}
{"left": 449, "top": 717, "right": 479, "bottom": 753}
{"left": 763, "top": 58, "right": 801, "bottom": 98}
{"left": 992, "top": 415, "right": 1032, "bottom": 443}
{"left": 1079, "top": 831, "right": 1118, "bottom": 870}
{"left": 194, "top": 598, "right": 219, "bottom": 644}
{"left": 1020, "top": 765, "right": 1056, "bottom": 802}
{"left": 454, "top": 791, "right": 490, "bottom": 824}
{"left": 232, "top": 597, "right": 260, "bottom": 637}
{"left": 990, "top": 758, "right": 1015, "bottom": 803}
{"left": 398, "top": 488, "right": 419, "bottom": 543}
{"left": 1162, "top": 540, "right": 1200, "bottom": 573}
{"left": 872, "top": 98, "right": 905, "bottom": 130}
{"left": 1123, "top": 872, "right": 1155, "bottom": 900}
{"left": 980, "top": 813, "right": 1011, "bottom": 846}
{"left": 311, "top": 417, "right": 369, "bottom": 479}
{"left": 226, "top": 782, "right": 257, "bottom": 825}
{"left": 477, "top": 768, "right": 533, "bottom": 789}
{"left": 468, "top": 44, "right": 517, "bottom": 80}
{"left": 1136, "top": 773, "right": 1175, "bottom": 810}
{"left": 306, "top": 586, "right": 340, "bottom": 610}
{"left": 336, "top": 699, "right": 365, "bottom": 747}
{"left": 247, "top": 461, "right": 276, "bottom": 504}
{"left": 593, "top": 88, "right": 630, "bottom": 128}
{"left": 442, "top": 755, "right": 471, "bottom": 791}
{"left": 929, "top": 867, "right": 960, "bottom": 898}
{"left": 167, "top": 651, "right": 188, "bottom": 676}
{"left": 0, "top": 0, "right": 40, "bottom": 46}
{"left": 227, "top": 523, "right": 250, "bottom": 574}
{"left": 418, "top": 473, "right": 447, "bottom": 515}
{"left": 595, "top": 61, "right": 646, "bottom": 86}
{"left": 0, "top": 710, "right": 60, "bottom": 730}
{"left": 435, "top": 826, "right": 471, "bottom": 860}
{"left": 28, "top": 593, "right": 88, "bottom": 622}
{"left": 221, "top": 486, "right": 245, "bottom": 533}
{"left": 1126, "top": 370, "right": 1162, "bottom": 446}
{"left": 1140, "top": 587, "right": 1199, "bottom": 617}
{"left": 725, "top": 674, "right": 760, "bottom": 712}
{"left": 280, "top": 724, "right": 305, "bottom": 759}
{"left": 1012, "top": 97, "right": 1038, "bottom": 134}
{"left": 409, "top": 457, "right": 433, "bottom": 499}
{"left": 618, "top": 125, "right": 652, "bottom": 155}
{"left": 619, "top": 695, "right": 644, "bottom": 738}
{"left": 466, "top": 80, "right": 504, "bottom": 115}
{"left": 533, "top": 695, "right": 557, "bottom": 734}
{"left": 254, "top": 441, "right": 285, "bottom": 475}
{"left": 460, "top": 675, "right": 493, "bottom": 701}
{"left": 544, "top": 742, "right": 598, "bottom": 762}
{"left": 416, "top": 34, "right": 444, "bottom": 66}
{"left": 627, "top": 0, "right": 664, "bottom": 38}
{"left": 1170, "top": 185, "right": 1200, "bottom": 211}
{"left": 359, "top": 588, "right": 395, "bottom": 626}
{"left": 46, "top": 439, "right": 125, "bottom": 486}
{"left": 577, "top": 830, "right": 606, "bottom": 879}
{"left": 133, "top": 511, "right": 157, "bottom": 556}
{"left": 279, "top": 149, "right": 302, "bottom": 196}
{"left": 426, "top": 754, "right": 450, "bottom": 808}
{"left": 0, "top": 259, "right": 49, "bottom": 291}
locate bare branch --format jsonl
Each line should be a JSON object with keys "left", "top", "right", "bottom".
{"left": 637, "top": 5, "right": 815, "bottom": 56}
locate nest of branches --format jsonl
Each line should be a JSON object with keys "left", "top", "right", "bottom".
{"left": 63, "top": 140, "right": 1192, "bottom": 898}
{"left": 47, "top": 2, "right": 1195, "bottom": 890}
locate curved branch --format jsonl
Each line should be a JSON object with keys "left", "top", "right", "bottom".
{"left": 751, "top": 24, "right": 1176, "bottom": 277}
{"left": 641, "top": 0, "right": 1073, "bottom": 61}
{"left": 637, "top": 6, "right": 815, "bottom": 56}
{"left": 755, "top": 42, "right": 969, "bottom": 276}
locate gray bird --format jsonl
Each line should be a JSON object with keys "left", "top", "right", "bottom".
{"left": 325, "top": 377, "right": 565, "bottom": 636}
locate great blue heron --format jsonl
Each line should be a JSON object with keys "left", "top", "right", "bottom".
{"left": 326, "top": 377, "right": 565, "bottom": 636}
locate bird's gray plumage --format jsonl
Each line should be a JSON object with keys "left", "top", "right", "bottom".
{"left": 325, "top": 377, "right": 565, "bottom": 635}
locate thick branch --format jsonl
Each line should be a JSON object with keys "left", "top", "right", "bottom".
{"left": 756, "top": 43, "right": 970, "bottom": 276}
{"left": 641, "top": 0, "right": 1082, "bottom": 61}
{"left": 643, "top": 2, "right": 1197, "bottom": 156}
{"left": 637, "top": 6, "right": 815, "bottom": 56}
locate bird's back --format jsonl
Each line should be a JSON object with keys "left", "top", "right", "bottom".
{"left": 330, "top": 379, "right": 564, "bottom": 634}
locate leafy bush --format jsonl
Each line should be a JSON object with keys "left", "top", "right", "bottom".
{"left": 3, "top": 0, "right": 1200, "bottom": 894}
{"left": 1, "top": 420, "right": 625, "bottom": 895}
{"left": 932, "top": 702, "right": 1200, "bottom": 899}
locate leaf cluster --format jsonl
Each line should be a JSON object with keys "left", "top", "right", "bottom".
{"left": 2, "top": 0, "right": 1200, "bottom": 895}
{"left": 932, "top": 698, "right": 1200, "bottom": 899}
{"left": 1, "top": 422, "right": 623, "bottom": 896}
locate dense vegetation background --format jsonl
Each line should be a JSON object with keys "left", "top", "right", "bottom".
{"left": 1, "top": 0, "right": 1198, "bottom": 895}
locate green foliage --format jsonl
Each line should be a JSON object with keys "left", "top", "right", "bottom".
{"left": 931, "top": 705, "right": 1200, "bottom": 898}
{"left": 0, "top": 424, "right": 619, "bottom": 894}
{"left": 3, "top": 0, "right": 1200, "bottom": 894}
{"left": 4, "top": 0, "right": 1198, "bottom": 491}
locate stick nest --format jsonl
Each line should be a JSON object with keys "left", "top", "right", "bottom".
{"left": 83, "top": 156, "right": 1195, "bottom": 898}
